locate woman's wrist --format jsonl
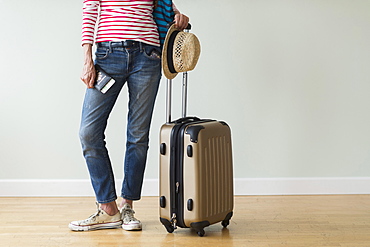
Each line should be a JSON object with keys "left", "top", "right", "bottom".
{"left": 82, "top": 43, "right": 94, "bottom": 65}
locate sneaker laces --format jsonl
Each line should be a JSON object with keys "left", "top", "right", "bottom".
{"left": 81, "top": 203, "right": 103, "bottom": 223}
{"left": 122, "top": 207, "right": 138, "bottom": 223}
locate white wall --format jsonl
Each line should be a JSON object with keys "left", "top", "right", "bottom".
{"left": 1, "top": 0, "right": 370, "bottom": 195}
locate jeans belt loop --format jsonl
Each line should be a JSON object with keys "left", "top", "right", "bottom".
{"left": 108, "top": 41, "right": 113, "bottom": 53}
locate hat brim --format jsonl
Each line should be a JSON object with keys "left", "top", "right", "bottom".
{"left": 162, "top": 24, "right": 180, "bottom": 80}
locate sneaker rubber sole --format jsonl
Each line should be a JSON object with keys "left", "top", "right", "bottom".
{"left": 69, "top": 221, "right": 122, "bottom": 231}
{"left": 122, "top": 222, "right": 142, "bottom": 231}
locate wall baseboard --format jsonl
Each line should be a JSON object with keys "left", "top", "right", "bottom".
{"left": 0, "top": 177, "right": 369, "bottom": 197}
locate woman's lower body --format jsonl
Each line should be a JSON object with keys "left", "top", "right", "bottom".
{"left": 69, "top": 41, "right": 162, "bottom": 231}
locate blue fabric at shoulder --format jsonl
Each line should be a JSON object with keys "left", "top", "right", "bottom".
{"left": 153, "top": 0, "right": 175, "bottom": 47}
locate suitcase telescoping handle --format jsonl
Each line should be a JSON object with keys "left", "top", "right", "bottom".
{"left": 166, "top": 74, "right": 189, "bottom": 123}
{"left": 165, "top": 23, "right": 192, "bottom": 123}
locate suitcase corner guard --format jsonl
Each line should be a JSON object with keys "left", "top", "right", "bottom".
{"left": 185, "top": 125, "right": 205, "bottom": 143}
{"left": 160, "top": 217, "right": 175, "bottom": 233}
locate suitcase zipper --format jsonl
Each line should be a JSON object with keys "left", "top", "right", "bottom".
{"left": 169, "top": 122, "right": 188, "bottom": 228}
{"left": 169, "top": 119, "right": 215, "bottom": 229}
{"left": 170, "top": 213, "right": 177, "bottom": 229}
{"left": 176, "top": 182, "right": 180, "bottom": 193}
{"left": 170, "top": 182, "right": 180, "bottom": 229}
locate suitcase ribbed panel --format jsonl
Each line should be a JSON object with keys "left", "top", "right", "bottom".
{"left": 202, "top": 132, "right": 233, "bottom": 219}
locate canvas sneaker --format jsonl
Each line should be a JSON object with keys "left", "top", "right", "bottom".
{"left": 69, "top": 206, "right": 122, "bottom": 231}
{"left": 120, "top": 203, "right": 142, "bottom": 231}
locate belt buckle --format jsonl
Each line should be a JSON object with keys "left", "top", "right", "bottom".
{"left": 123, "top": 40, "right": 135, "bottom": 47}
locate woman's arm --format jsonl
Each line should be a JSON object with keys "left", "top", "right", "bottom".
{"left": 82, "top": 0, "right": 100, "bottom": 45}
{"left": 81, "top": 0, "right": 99, "bottom": 88}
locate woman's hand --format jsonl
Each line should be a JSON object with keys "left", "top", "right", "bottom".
{"left": 81, "top": 44, "right": 96, "bottom": 88}
{"left": 174, "top": 13, "right": 189, "bottom": 30}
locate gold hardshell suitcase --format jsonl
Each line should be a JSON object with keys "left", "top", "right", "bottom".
{"left": 159, "top": 72, "right": 234, "bottom": 237}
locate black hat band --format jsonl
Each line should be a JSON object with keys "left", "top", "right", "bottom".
{"left": 167, "top": 30, "right": 180, "bottom": 74}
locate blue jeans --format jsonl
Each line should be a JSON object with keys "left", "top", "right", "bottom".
{"left": 79, "top": 41, "right": 161, "bottom": 203}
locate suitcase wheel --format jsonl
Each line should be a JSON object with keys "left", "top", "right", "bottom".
{"left": 221, "top": 211, "right": 233, "bottom": 228}
{"left": 165, "top": 225, "right": 175, "bottom": 233}
{"left": 160, "top": 217, "right": 175, "bottom": 233}
{"left": 197, "top": 229, "right": 205, "bottom": 237}
{"left": 190, "top": 221, "right": 210, "bottom": 237}
{"left": 221, "top": 219, "right": 230, "bottom": 228}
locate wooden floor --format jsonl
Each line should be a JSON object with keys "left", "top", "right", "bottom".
{"left": 1, "top": 195, "right": 370, "bottom": 246}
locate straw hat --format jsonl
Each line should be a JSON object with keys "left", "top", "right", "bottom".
{"left": 162, "top": 24, "right": 201, "bottom": 79}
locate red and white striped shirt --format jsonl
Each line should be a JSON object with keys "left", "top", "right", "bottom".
{"left": 82, "top": 0, "right": 160, "bottom": 47}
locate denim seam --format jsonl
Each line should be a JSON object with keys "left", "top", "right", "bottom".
{"left": 97, "top": 195, "right": 117, "bottom": 204}
{"left": 124, "top": 48, "right": 130, "bottom": 74}
{"left": 121, "top": 193, "right": 140, "bottom": 201}
{"left": 94, "top": 99, "right": 118, "bottom": 203}
{"left": 95, "top": 47, "right": 110, "bottom": 60}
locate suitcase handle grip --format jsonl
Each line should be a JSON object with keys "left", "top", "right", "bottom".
{"left": 173, "top": 117, "right": 201, "bottom": 124}
{"left": 167, "top": 22, "right": 192, "bottom": 30}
